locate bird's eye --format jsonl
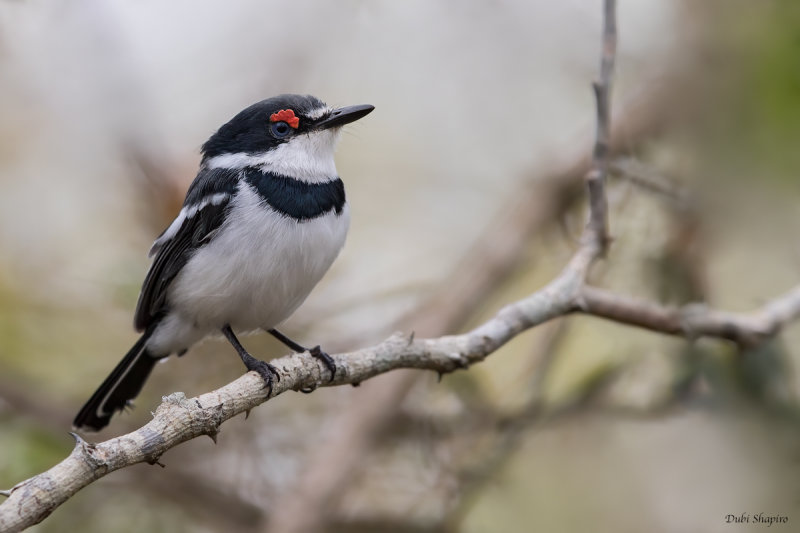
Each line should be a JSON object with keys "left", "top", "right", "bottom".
{"left": 271, "top": 121, "right": 293, "bottom": 138}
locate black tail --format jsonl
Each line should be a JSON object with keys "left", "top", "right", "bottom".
{"left": 73, "top": 327, "right": 160, "bottom": 432}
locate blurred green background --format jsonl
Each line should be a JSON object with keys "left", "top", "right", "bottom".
{"left": 1, "top": 1, "right": 799, "bottom": 532}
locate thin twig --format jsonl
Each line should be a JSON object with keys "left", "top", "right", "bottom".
{"left": 610, "top": 157, "right": 691, "bottom": 207}
{"left": 584, "top": 0, "right": 617, "bottom": 255}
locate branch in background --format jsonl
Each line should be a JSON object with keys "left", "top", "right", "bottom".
{"left": 579, "top": 285, "right": 800, "bottom": 347}
{"left": 610, "top": 157, "right": 691, "bottom": 207}
{"left": 584, "top": 0, "right": 617, "bottom": 254}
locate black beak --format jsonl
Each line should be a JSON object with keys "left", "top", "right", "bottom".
{"left": 316, "top": 104, "right": 375, "bottom": 130}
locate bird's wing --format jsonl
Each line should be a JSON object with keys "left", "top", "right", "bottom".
{"left": 134, "top": 167, "right": 240, "bottom": 331}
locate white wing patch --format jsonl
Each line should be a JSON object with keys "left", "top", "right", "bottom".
{"left": 148, "top": 192, "right": 231, "bottom": 258}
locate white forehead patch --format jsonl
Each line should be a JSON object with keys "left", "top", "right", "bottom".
{"left": 304, "top": 106, "right": 332, "bottom": 120}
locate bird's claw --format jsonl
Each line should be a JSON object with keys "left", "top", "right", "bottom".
{"left": 309, "top": 345, "right": 336, "bottom": 382}
{"left": 297, "top": 346, "right": 335, "bottom": 393}
{"left": 247, "top": 359, "right": 280, "bottom": 397}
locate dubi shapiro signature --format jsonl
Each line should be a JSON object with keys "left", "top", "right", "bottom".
{"left": 726, "top": 513, "right": 789, "bottom": 527}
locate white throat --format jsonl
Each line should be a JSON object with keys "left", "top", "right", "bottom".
{"left": 206, "top": 129, "right": 341, "bottom": 184}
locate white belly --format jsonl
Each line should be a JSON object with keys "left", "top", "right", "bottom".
{"left": 147, "top": 183, "right": 349, "bottom": 354}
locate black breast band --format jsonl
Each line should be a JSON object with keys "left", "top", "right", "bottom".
{"left": 243, "top": 169, "right": 346, "bottom": 221}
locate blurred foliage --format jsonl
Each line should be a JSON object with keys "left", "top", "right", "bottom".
{"left": 0, "top": 420, "right": 68, "bottom": 486}
{"left": 704, "top": 1, "right": 800, "bottom": 183}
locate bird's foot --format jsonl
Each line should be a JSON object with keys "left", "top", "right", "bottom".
{"left": 223, "top": 325, "right": 281, "bottom": 396}
{"left": 299, "top": 346, "right": 335, "bottom": 394}
{"left": 309, "top": 346, "right": 336, "bottom": 382}
{"left": 242, "top": 352, "right": 280, "bottom": 397}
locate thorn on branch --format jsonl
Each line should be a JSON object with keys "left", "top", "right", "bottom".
{"left": 68, "top": 431, "right": 105, "bottom": 470}
{"left": 68, "top": 431, "right": 87, "bottom": 447}
{"left": 436, "top": 351, "right": 472, "bottom": 382}
{"left": 201, "top": 403, "right": 225, "bottom": 440}
{"left": 147, "top": 458, "right": 166, "bottom": 468}
{"left": 448, "top": 352, "right": 471, "bottom": 370}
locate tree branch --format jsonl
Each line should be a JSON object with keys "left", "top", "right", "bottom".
{"left": 579, "top": 285, "right": 800, "bottom": 347}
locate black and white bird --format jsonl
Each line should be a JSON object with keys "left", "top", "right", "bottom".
{"left": 74, "top": 94, "right": 374, "bottom": 431}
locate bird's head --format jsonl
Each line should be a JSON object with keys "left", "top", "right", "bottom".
{"left": 201, "top": 94, "right": 374, "bottom": 182}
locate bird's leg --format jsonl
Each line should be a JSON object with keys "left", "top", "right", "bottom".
{"left": 222, "top": 325, "right": 280, "bottom": 396}
{"left": 268, "top": 329, "right": 336, "bottom": 386}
